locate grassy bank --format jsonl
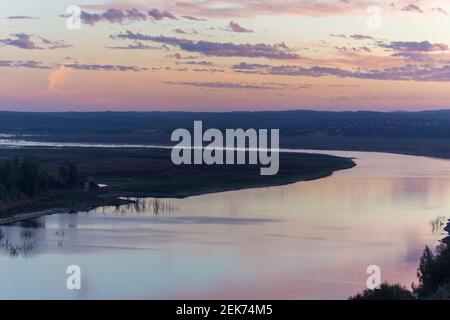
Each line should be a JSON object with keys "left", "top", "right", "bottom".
{"left": 0, "top": 147, "right": 355, "bottom": 219}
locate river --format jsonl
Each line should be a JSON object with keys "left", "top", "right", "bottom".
{"left": 0, "top": 150, "right": 448, "bottom": 299}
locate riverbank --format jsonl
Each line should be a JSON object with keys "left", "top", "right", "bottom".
{"left": 0, "top": 192, "right": 137, "bottom": 225}
{"left": 0, "top": 148, "right": 356, "bottom": 224}
{"left": 0, "top": 208, "right": 68, "bottom": 225}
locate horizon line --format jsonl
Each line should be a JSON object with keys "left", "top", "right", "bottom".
{"left": 0, "top": 108, "right": 449, "bottom": 114}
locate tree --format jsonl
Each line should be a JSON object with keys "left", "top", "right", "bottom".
{"left": 0, "top": 157, "right": 66, "bottom": 203}
{"left": 19, "top": 157, "right": 40, "bottom": 197}
{"left": 68, "top": 164, "right": 79, "bottom": 187}
{"left": 413, "top": 244, "right": 450, "bottom": 298}
{"left": 59, "top": 165, "right": 68, "bottom": 185}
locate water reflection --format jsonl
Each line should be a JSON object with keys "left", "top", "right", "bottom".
{"left": 91, "top": 198, "right": 178, "bottom": 216}
{"left": 0, "top": 225, "right": 40, "bottom": 257}
{"left": 0, "top": 218, "right": 72, "bottom": 257}
{"left": 0, "top": 151, "right": 449, "bottom": 299}
{"left": 430, "top": 216, "right": 448, "bottom": 234}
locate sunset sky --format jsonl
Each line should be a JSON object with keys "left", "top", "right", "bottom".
{"left": 2, "top": 0, "right": 450, "bottom": 111}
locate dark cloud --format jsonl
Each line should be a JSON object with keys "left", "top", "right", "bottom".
{"left": 0, "top": 60, "right": 50, "bottom": 69}
{"left": 76, "top": 6, "right": 178, "bottom": 27}
{"left": 401, "top": 4, "right": 423, "bottom": 13}
{"left": 391, "top": 51, "right": 432, "bottom": 62}
{"left": 164, "top": 81, "right": 311, "bottom": 90}
{"left": 0, "top": 33, "right": 37, "bottom": 49}
{"left": 64, "top": 63, "right": 147, "bottom": 72}
{"left": 330, "top": 34, "right": 374, "bottom": 41}
{"left": 113, "top": 31, "right": 300, "bottom": 60}
{"left": 336, "top": 46, "right": 372, "bottom": 53}
{"left": 231, "top": 62, "right": 450, "bottom": 82}
{"left": 350, "top": 34, "right": 374, "bottom": 40}
{"left": 177, "top": 60, "right": 214, "bottom": 66}
{"left": 167, "top": 53, "right": 201, "bottom": 60}
{"left": 107, "top": 42, "right": 161, "bottom": 50}
{"left": 173, "top": 28, "right": 188, "bottom": 34}
{"left": 0, "top": 60, "right": 146, "bottom": 72}
{"left": 38, "top": 36, "right": 72, "bottom": 49}
{"left": 330, "top": 34, "right": 347, "bottom": 38}
{"left": 182, "top": 15, "right": 207, "bottom": 21}
{"left": 113, "top": 32, "right": 190, "bottom": 45}
{"left": 148, "top": 8, "right": 177, "bottom": 20}
{"left": 379, "top": 41, "right": 448, "bottom": 52}
{"left": 192, "top": 68, "right": 225, "bottom": 73}
{"left": 227, "top": 21, "right": 254, "bottom": 33}
{"left": 5, "top": 16, "right": 38, "bottom": 20}
{"left": 178, "top": 41, "right": 298, "bottom": 59}
{"left": 78, "top": 11, "right": 102, "bottom": 25}
{"left": 80, "top": 8, "right": 148, "bottom": 25}
{"left": 0, "top": 33, "right": 70, "bottom": 50}
{"left": 232, "top": 62, "right": 271, "bottom": 70}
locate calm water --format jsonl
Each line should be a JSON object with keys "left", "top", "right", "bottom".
{"left": 0, "top": 150, "right": 449, "bottom": 299}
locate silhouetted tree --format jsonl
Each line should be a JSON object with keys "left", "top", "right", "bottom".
{"left": 58, "top": 165, "right": 68, "bottom": 185}
{"left": 413, "top": 244, "right": 450, "bottom": 298}
{"left": 0, "top": 157, "right": 78, "bottom": 203}
{"left": 68, "top": 164, "right": 79, "bottom": 186}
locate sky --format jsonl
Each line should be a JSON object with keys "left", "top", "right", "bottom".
{"left": 2, "top": 0, "right": 450, "bottom": 111}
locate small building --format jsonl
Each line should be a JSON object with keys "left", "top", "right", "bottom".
{"left": 83, "top": 178, "right": 100, "bottom": 192}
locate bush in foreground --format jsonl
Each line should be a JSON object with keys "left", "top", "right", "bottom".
{"left": 350, "top": 283, "right": 415, "bottom": 300}
{"left": 351, "top": 242, "right": 450, "bottom": 300}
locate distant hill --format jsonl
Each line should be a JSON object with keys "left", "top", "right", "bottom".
{"left": 2, "top": 109, "right": 450, "bottom": 139}
{"left": 3, "top": 110, "right": 450, "bottom": 158}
